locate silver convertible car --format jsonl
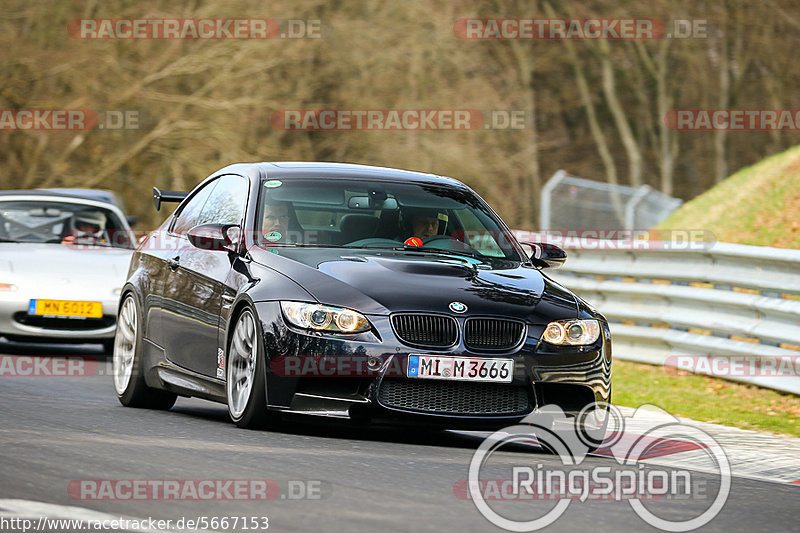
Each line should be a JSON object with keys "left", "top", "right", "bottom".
{"left": 0, "top": 190, "right": 135, "bottom": 351}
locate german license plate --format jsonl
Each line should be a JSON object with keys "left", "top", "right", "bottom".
{"left": 28, "top": 299, "right": 103, "bottom": 318}
{"left": 407, "top": 355, "right": 513, "bottom": 383}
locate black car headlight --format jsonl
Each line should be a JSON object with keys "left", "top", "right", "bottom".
{"left": 280, "top": 301, "right": 371, "bottom": 333}
{"left": 542, "top": 319, "right": 601, "bottom": 346}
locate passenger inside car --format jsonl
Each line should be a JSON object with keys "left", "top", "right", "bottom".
{"left": 261, "top": 199, "right": 305, "bottom": 243}
{"left": 262, "top": 201, "right": 291, "bottom": 235}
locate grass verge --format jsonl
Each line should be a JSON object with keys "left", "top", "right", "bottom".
{"left": 613, "top": 360, "right": 800, "bottom": 437}
{"left": 658, "top": 144, "right": 800, "bottom": 249}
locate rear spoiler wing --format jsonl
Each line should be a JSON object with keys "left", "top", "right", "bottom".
{"left": 152, "top": 187, "right": 188, "bottom": 211}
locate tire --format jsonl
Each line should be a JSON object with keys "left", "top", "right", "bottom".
{"left": 226, "top": 307, "right": 276, "bottom": 429}
{"left": 112, "top": 293, "right": 177, "bottom": 410}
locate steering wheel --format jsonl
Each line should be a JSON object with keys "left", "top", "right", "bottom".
{"left": 422, "top": 234, "right": 454, "bottom": 244}
{"left": 421, "top": 234, "right": 478, "bottom": 252}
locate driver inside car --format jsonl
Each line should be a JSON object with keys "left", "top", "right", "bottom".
{"left": 61, "top": 210, "right": 107, "bottom": 245}
{"left": 402, "top": 207, "right": 441, "bottom": 242}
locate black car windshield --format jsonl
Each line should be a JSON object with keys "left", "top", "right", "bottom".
{"left": 256, "top": 178, "right": 522, "bottom": 261}
{"left": 0, "top": 200, "right": 133, "bottom": 249}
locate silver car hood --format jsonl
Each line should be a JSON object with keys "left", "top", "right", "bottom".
{"left": 0, "top": 243, "right": 133, "bottom": 300}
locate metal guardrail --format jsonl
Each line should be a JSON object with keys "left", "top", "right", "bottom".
{"left": 517, "top": 237, "right": 800, "bottom": 395}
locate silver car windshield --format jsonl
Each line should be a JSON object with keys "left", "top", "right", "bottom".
{"left": 256, "top": 178, "right": 522, "bottom": 261}
{"left": 0, "top": 200, "right": 133, "bottom": 249}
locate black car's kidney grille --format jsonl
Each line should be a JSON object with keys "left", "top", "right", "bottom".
{"left": 378, "top": 378, "right": 532, "bottom": 416}
{"left": 464, "top": 318, "right": 525, "bottom": 351}
{"left": 391, "top": 314, "right": 458, "bottom": 347}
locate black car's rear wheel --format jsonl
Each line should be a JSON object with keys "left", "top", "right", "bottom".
{"left": 113, "top": 294, "right": 177, "bottom": 410}
{"left": 226, "top": 308, "right": 274, "bottom": 429}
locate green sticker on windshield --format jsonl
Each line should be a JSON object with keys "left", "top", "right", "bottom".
{"left": 264, "top": 180, "right": 283, "bottom": 188}
{"left": 264, "top": 231, "right": 282, "bottom": 242}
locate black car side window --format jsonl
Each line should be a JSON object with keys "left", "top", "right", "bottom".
{"left": 196, "top": 174, "right": 248, "bottom": 227}
{"left": 171, "top": 179, "right": 217, "bottom": 235}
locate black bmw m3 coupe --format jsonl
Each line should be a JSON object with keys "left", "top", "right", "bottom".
{"left": 113, "top": 162, "right": 611, "bottom": 433}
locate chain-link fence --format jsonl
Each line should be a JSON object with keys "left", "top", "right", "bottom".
{"left": 539, "top": 170, "right": 683, "bottom": 230}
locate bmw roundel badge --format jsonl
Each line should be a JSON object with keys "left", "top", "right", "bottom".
{"left": 449, "top": 301, "right": 467, "bottom": 313}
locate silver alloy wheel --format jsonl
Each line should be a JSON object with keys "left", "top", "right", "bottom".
{"left": 227, "top": 310, "right": 258, "bottom": 419}
{"left": 113, "top": 296, "right": 137, "bottom": 394}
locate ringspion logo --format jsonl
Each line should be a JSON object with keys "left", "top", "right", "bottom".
{"left": 467, "top": 404, "right": 730, "bottom": 531}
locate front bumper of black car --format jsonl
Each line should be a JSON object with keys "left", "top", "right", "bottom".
{"left": 254, "top": 301, "right": 612, "bottom": 429}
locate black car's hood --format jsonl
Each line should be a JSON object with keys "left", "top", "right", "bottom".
{"left": 249, "top": 247, "right": 578, "bottom": 323}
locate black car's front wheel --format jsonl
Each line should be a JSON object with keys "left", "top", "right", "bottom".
{"left": 113, "top": 293, "right": 177, "bottom": 410}
{"left": 226, "top": 307, "right": 274, "bottom": 429}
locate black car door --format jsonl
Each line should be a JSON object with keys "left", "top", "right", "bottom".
{"left": 146, "top": 179, "right": 216, "bottom": 348}
{"left": 161, "top": 174, "right": 249, "bottom": 377}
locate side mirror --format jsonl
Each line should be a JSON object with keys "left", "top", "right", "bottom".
{"left": 520, "top": 241, "right": 567, "bottom": 268}
{"left": 187, "top": 224, "right": 240, "bottom": 252}
{"left": 126, "top": 215, "right": 139, "bottom": 227}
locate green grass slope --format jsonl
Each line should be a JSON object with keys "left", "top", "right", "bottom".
{"left": 659, "top": 145, "right": 800, "bottom": 248}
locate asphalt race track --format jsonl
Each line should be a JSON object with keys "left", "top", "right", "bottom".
{"left": 0, "top": 340, "right": 797, "bottom": 533}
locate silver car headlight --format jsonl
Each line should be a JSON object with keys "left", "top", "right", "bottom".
{"left": 542, "top": 319, "right": 600, "bottom": 346}
{"left": 280, "top": 301, "right": 371, "bottom": 334}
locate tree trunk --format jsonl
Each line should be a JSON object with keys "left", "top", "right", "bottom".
{"left": 598, "top": 39, "right": 643, "bottom": 188}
